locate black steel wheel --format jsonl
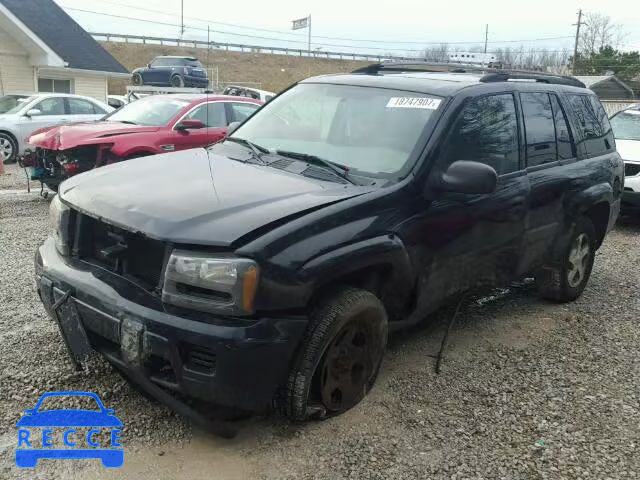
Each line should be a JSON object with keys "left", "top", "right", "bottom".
{"left": 284, "top": 287, "right": 387, "bottom": 421}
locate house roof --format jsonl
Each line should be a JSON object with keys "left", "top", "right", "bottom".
{"left": 0, "top": 0, "right": 128, "bottom": 75}
{"left": 573, "top": 75, "right": 634, "bottom": 94}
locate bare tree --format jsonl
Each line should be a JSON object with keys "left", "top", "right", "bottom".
{"left": 579, "top": 12, "right": 626, "bottom": 55}
{"left": 421, "top": 43, "right": 450, "bottom": 62}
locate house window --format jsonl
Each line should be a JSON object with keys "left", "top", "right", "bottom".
{"left": 38, "top": 78, "right": 72, "bottom": 94}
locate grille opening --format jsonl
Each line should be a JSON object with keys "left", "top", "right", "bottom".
{"left": 182, "top": 344, "right": 217, "bottom": 375}
{"left": 175, "top": 283, "right": 232, "bottom": 302}
{"left": 146, "top": 354, "right": 178, "bottom": 386}
{"left": 625, "top": 163, "right": 640, "bottom": 177}
{"left": 76, "top": 214, "right": 166, "bottom": 291}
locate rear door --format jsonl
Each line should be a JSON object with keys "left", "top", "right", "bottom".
{"left": 518, "top": 91, "right": 576, "bottom": 272}
{"left": 66, "top": 98, "right": 109, "bottom": 123}
{"left": 227, "top": 101, "right": 260, "bottom": 124}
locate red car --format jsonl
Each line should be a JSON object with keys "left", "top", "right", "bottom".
{"left": 24, "top": 94, "right": 262, "bottom": 191}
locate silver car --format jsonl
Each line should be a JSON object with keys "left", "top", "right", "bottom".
{"left": 0, "top": 93, "right": 113, "bottom": 163}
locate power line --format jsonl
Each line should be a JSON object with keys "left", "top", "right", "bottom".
{"left": 65, "top": 1, "right": 574, "bottom": 46}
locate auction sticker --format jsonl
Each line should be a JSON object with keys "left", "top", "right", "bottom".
{"left": 386, "top": 97, "right": 441, "bottom": 109}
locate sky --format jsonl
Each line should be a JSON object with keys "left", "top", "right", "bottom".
{"left": 54, "top": 0, "right": 640, "bottom": 57}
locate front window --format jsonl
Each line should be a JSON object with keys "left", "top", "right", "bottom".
{"left": 104, "top": 96, "right": 189, "bottom": 126}
{"left": 0, "top": 95, "right": 30, "bottom": 114}
{"left": 230, "top": 83, "right": 442, "bottom": 178}
{"left": 610, "top": 109, "right": 640, "bottom": 141}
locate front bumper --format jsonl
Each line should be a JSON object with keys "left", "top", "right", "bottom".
{"left": 622, "top": 189, "right": 640, "bottom": 211}
{"left": 35, "top": 237, "right": 307, "bottom": 413}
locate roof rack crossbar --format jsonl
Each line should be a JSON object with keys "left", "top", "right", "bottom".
{"left": 352, "top": 61, "right": 587, "bottom": 88}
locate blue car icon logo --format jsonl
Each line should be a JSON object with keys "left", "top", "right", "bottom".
{"left": 15, "top": 391, "right": 123, "bottom": 468}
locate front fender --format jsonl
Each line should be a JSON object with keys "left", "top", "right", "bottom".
{"left": 297, "top": 234, "right": 415, "bottom": 316}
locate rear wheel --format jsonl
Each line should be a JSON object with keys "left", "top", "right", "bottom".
{"left": 171, "top": 75, "right": 185, "bottom": 87}
{"left": 284, "top": 287, "right": 388, "bottom": 421}
{"left": 0, "top": 132, "right": 17, "bottom": 163}
{"left": 535, "top": 216, "right": 596, "bottom": 302}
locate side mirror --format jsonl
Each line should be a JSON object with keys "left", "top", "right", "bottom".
{"left": 226, "top": 121, "right": 241, "bottom": 136}
{"left": 176, "top": 119, "right": 205, "bottom": 131}
{"left": 25, "top": 109, "right": 42, "bottom": 117}
{"left": 438, "top": 160, "right": 497, "bottom": 195}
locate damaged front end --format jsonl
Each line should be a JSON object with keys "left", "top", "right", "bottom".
{"left": 19, "top": 144, "right": 116, "bottom": 190}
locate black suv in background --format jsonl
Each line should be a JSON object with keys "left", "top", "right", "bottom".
{"left": 36, "top": 64, "right": 623, "bottom": 422}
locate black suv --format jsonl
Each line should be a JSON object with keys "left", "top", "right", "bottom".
{"left": 36, "top": 64, "right": 623, "bottom": 421}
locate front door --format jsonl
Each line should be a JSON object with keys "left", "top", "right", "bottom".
{"left": 403, "top": 93, "right": 530, "bottom": 314}
{"left": 168, "top": 102, "right": 229, "bottom": 152}
{"left": 16, "top": 96, "right": 68, "bottom": 144}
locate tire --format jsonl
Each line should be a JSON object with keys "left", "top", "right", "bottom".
{"left": 0, "top": 132, "right": 18, "bottom": 163}
{"left": 132, "top": 73, "right": 143, "bottom": 86}
{"left": 535, "top": 216, "right": 596, "bottom": 302}
{"left": 284, "top": 287, "right": 388, "bottom": 421}
{"left": 171, "top": 75, "right": 185, "bottom": 87}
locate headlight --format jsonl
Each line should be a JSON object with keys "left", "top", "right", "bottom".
{"left": 49, "top": 194, "right": 71, "bottom": 255}
{"left": 162, "top": 250, "right": 259, "bottom": 316}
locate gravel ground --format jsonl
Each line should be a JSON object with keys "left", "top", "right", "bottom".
{"left": 1, "top": 161, "right": 639, "bottom": 479}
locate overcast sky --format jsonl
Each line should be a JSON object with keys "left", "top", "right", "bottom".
{"left": 55, "top": 0, "right": 640, "bottom": 56}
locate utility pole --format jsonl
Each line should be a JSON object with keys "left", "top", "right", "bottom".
{"left": 180, "top": 0, "right": 185, "bottom": 38}
{"left": 308, "top": 15, "right": 312, "bottom": 56}
{"left": 572, "top": 9, "right": 585, "bottom": 73}
{"left": 484, "top": 24, "right": 488, "bottom": 54}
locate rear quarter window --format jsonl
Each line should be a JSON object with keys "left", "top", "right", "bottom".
{"left": 567, "top": 94, "right": 615, "bottom": 157}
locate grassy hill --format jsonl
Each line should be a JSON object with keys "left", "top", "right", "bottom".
{"left": 100, "top": 41, "right": 371, "bottom": 94}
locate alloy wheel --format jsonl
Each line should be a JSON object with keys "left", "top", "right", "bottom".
{"left": 0, "top": 137, "right": 14, "bottom": 161}
{"left": 567, "top": 233, "right": 591, "bottom": 288}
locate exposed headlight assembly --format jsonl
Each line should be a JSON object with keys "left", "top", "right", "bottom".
{"left": 162, "top": 250, "right": 259, "bottom": 316}
{"left": 49, "top": 194, "right": 71, "bottom": 256}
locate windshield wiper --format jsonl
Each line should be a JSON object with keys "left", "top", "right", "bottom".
{"left": 274, "top": 149, "right": 355, "bottom": 184}
{"left": 224, "top": 137, "right": 268, "bottom": 164}
{"left": 116, "top": 120, "right": 137, "bottom": 125}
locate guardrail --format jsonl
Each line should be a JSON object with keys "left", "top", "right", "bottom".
{"left": 90, "top": 32, "right": 417, "bottom": 62}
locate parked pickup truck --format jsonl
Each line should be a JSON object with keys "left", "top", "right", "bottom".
{"left": 35, "top": 64, "right": 622, "bottom": 421}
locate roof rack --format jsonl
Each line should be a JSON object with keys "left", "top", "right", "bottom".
{"left": 479, "top": 72, "right": 586, "bottom": 88}
{"left": 351, "top": 61, "right": 586, "bottom": 88}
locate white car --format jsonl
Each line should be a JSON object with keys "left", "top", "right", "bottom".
{"left": 222, "top": 85, "right": 276, "bottom": 103}
{"left": 0, "top": 93, "right": 113, "bottom": 163}
{"left": 610, "top": 105, "right": 640, "bottom": 214}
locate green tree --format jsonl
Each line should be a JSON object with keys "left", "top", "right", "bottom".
{"left": 572, "top": 46, "right": 640, "bottom": 81}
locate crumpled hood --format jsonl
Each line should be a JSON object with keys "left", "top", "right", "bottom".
{"left": 616, "top": 139, "right": 640, "bottom": 162}
{"left": 28, "top": 121, "right": 161, "bottom": 150}
{"left": 59, "top": 149, "right": 373, "bottom": 247}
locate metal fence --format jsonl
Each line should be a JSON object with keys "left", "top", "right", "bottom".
{"left": 601, "top": 100, "right": 640, "bottom": 116}
{"left": 90, "top": 32, "right": 415, "bottom": 62}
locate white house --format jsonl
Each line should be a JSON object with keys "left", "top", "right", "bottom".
{"left": 0, "top": 0, "right": 129, "bottom": 102}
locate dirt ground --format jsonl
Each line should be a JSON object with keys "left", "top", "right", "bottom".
{"left": 1, "top": 163, "right": 639, "bottom": 479}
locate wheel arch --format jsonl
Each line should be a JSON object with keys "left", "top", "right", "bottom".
{"left": 298, "top": 235, "right": 415, "bottom": 320}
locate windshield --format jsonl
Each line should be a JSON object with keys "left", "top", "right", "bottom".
{"left": 610, "top": 109, "right": 640, "bottom": 141}
{"left": 229, "top": 83, "right": 442, "bottom": 177}
{"left": 0, "top": 95, "right": 32, "bottom": 114}
{"left": 104, "top": 96, "right": 189, "bottom": 126}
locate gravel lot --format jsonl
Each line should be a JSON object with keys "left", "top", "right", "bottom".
{"left": 1, "top": 162, "right": 639, "bottom": 479}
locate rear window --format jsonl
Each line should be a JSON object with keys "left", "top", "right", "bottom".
{"left": 610, "top": 109, "right": 640, "bottom": 141}
{"left": 521, "top": 92, "right": 557, "bottom": 166}
{"left": 567, "top": 94, "right": 615, "bottom": 157}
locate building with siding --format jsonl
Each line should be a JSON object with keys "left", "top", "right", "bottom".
{"left": 573, "top": 75, "right": 635, "bottom": 100}
{"left": 0, "top": 0, "right": 129, "bottom": 102}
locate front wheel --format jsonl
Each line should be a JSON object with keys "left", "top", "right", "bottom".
{"left": 132, "top": 73, "right": 143, "bottom": 86}
{"left": 0, "top": 132, "right": 17, "bottom": 163}
{"left": 535, "top": 216, "right": 596, "bottom": 302}
{"left": 171, "top": 75, "right": 185, "bottom": 87}
{"left": 284, "top": 287, "right": 388, "bottom": 421}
